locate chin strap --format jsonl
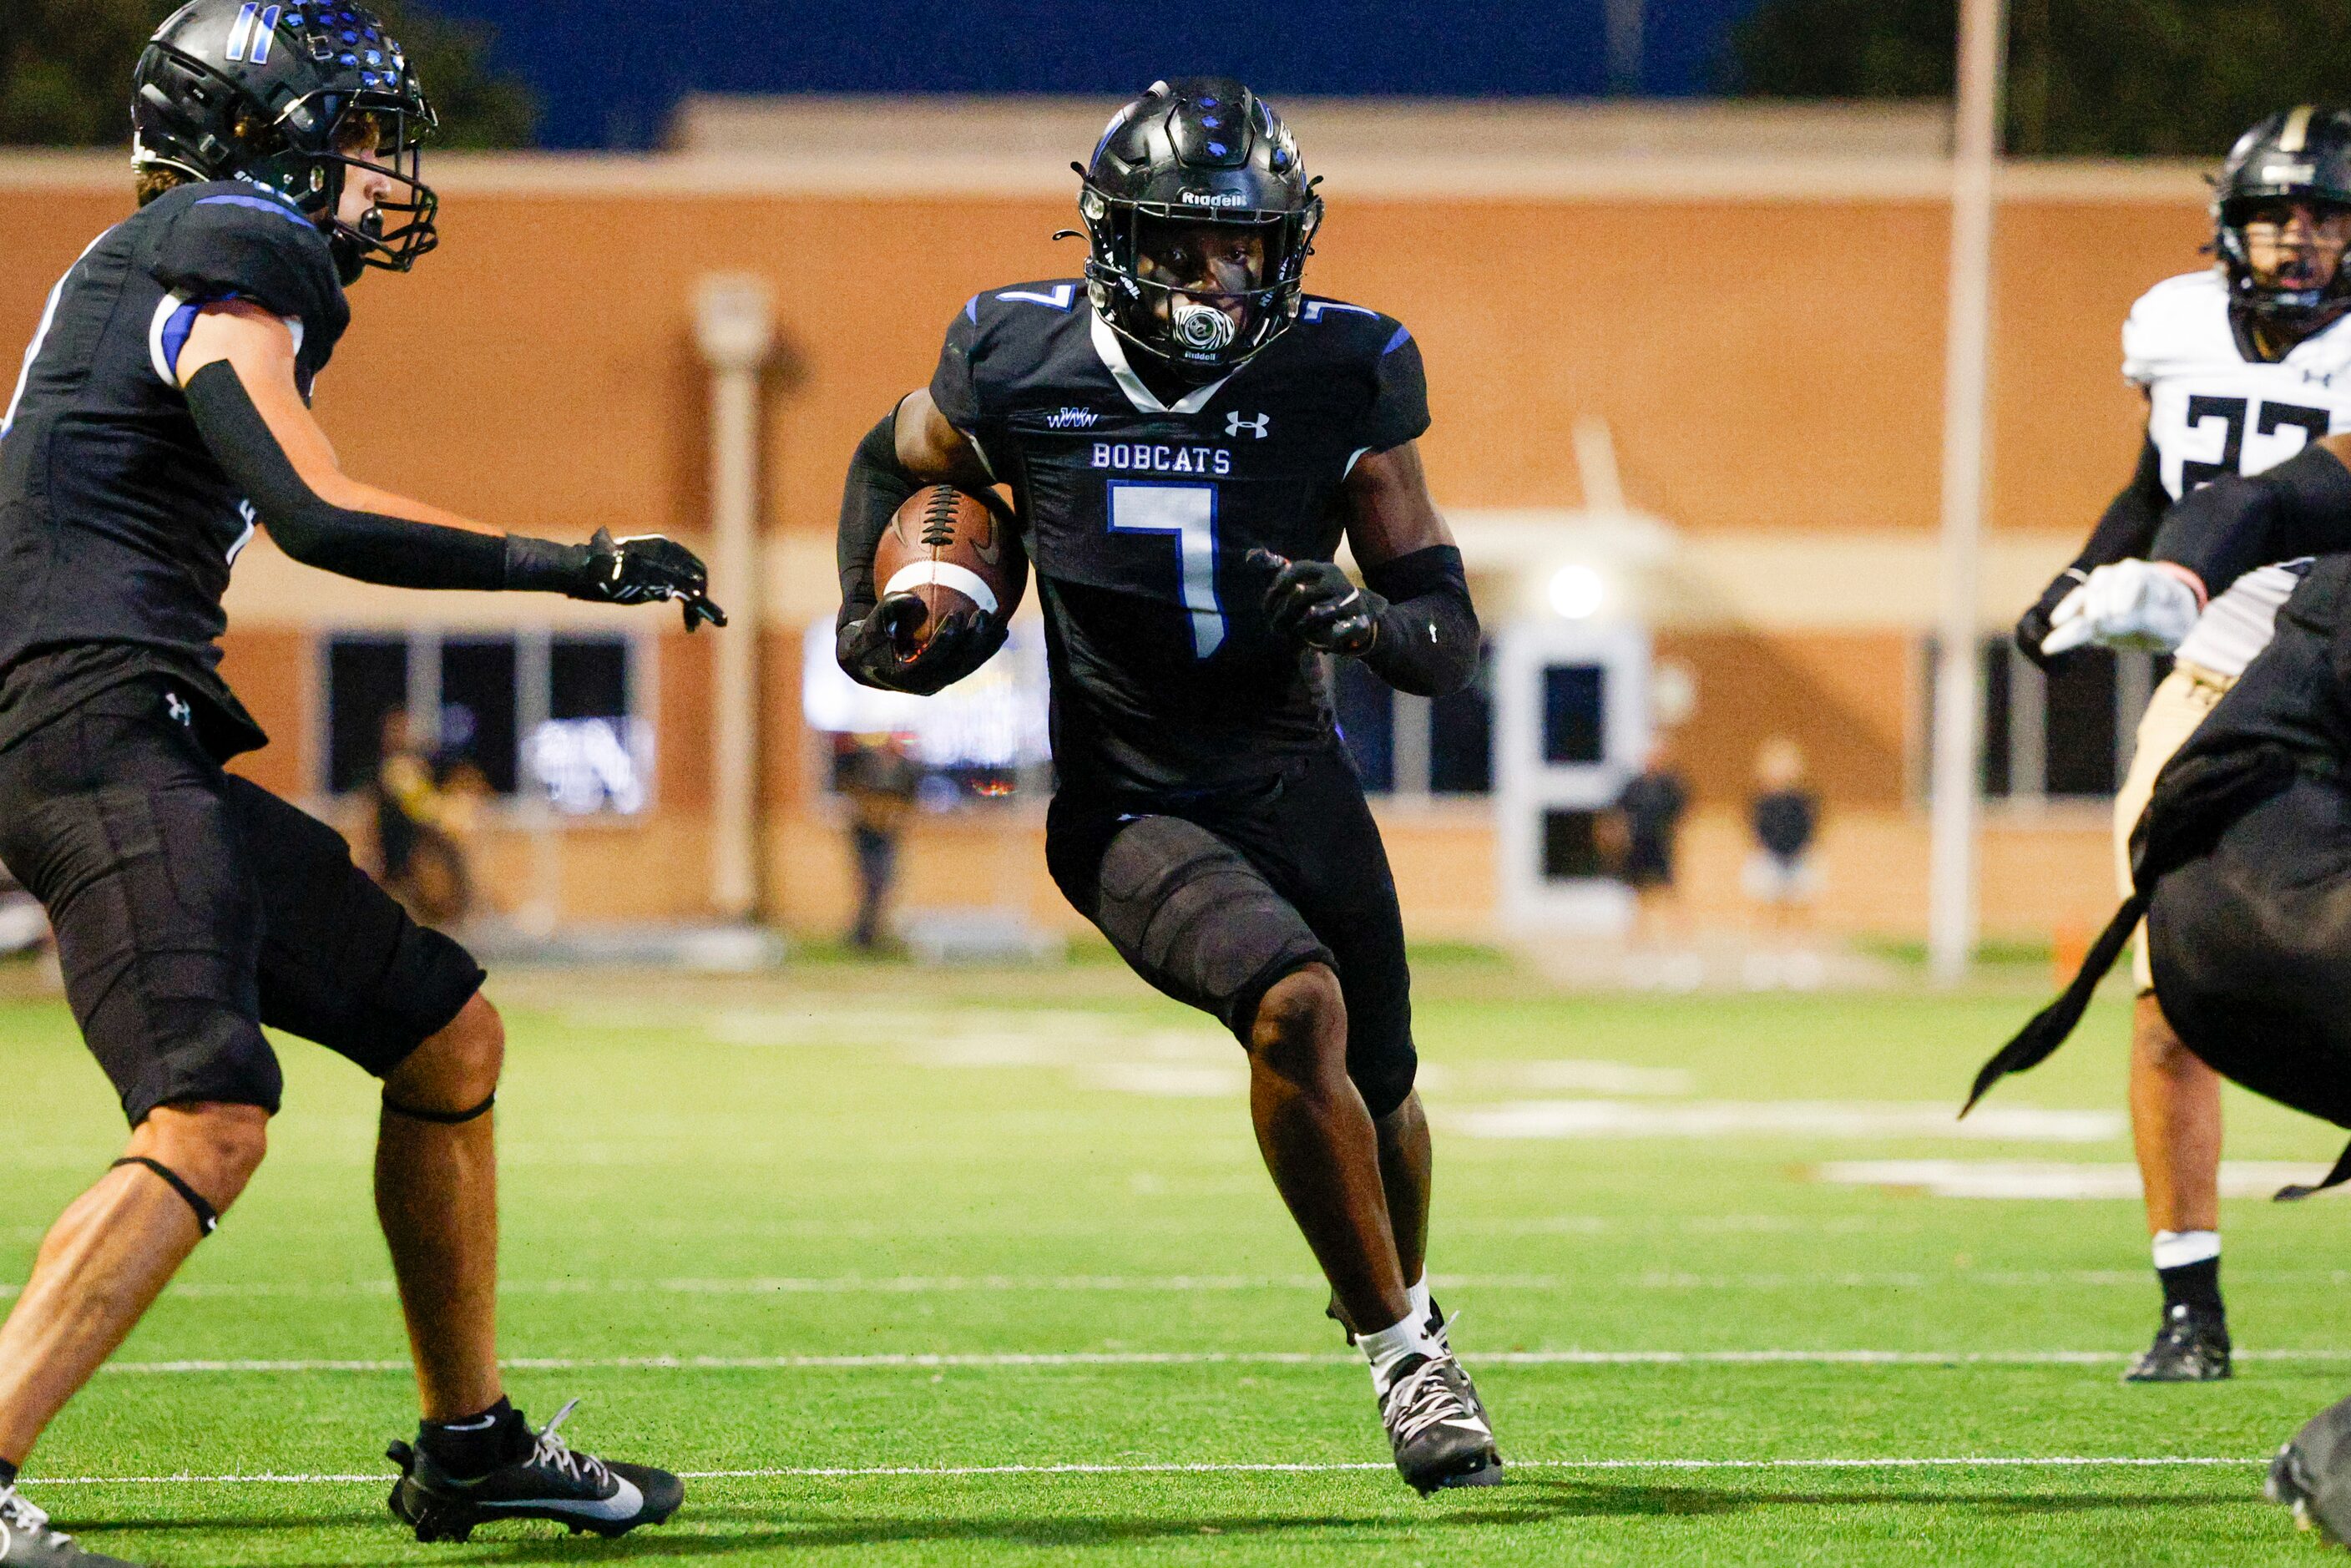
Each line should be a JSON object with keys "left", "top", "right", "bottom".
{"left": 110, "top": 1156, "right": 219, "bottom": 1236}
{"left": 382, "top": 1091, "right": 497, "bottom": 1125}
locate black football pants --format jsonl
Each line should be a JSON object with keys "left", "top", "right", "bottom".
{"left": 0, "top": 678, "right": 485, "bottom": 1125}
{"left": 1046, "top": 749, "right": 1418, "bottom": 1119}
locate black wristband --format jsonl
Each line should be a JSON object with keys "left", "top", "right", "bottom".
{"left": 502, "top": 534, "right": 593, "bottom": 593}
{"left": 1360, "top": 545, "right": 1479, "bottom": 697}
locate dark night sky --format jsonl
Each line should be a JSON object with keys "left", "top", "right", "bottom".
{"left": 422, "top": 0, "right": 1767, "bottom": 149}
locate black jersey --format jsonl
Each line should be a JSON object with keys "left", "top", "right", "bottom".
{"left": 929, "top": 282, "right": 1429, "bottom": 795}
{"left": 0, "top": 180, "right": 349, "bottom": 756}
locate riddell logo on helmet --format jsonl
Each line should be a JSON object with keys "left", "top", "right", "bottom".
{"left": 1180, "top": 190, "right": 1249, "bottom": 208}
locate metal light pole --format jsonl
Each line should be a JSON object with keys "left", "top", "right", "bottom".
{"left": 1604, "top": 0, "right": 1644, "bottom": 96}
{"left": 1927, "top": 0, "right": 2010, "bottom": 985}
{"left": 694, "top": 276, "right": 774, "bottom": 924}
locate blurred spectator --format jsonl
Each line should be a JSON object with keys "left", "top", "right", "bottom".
{"left": 1606, "top": 738, "right": 1691, "bottom": 944}
{"left": 838, "top": 733, "right": 919, "bottom": 952}
{"left": 1742, "top": 736, "right": 1823, "bottom": 984}
{"left": 370, "top": 707, "right": 475, "bottom": 928}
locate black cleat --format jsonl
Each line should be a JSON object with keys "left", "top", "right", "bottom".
{"left": 2268, "top": 1394, "right": 2351, "bottom": 1544}
{"left": 2123, "top": 1303, "right": 2232, "bottom": 1383}
{"left": 0, "top": 1488, "right": 142, "bottom": 1566}
{"left": 387, "top": 1399, "right": 683, "bottom": 1543}
{"left": 1379, "top": 1351, "right": 1504, "bottom": 1495}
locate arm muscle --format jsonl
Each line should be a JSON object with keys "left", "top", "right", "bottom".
{"left": 1340, "top": 441, "right": 1455, "bottom": 569}
{"left": 894, "top": 388, "right": 996, "bottom": 490}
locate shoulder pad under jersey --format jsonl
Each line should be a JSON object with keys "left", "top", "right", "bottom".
{"left": 2122, "top": 270, "right": 2235, "bottom": 387}
{"left": 146, "top": 182, "right": 350, "bottom": 348}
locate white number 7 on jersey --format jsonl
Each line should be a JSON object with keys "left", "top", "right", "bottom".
{"left": 1109, "top": 483, "right": 1224, "bottom": 657}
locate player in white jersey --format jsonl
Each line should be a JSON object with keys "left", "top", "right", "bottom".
{"left": 2016, "top": 106, "right": 2351, "bottom": 1383}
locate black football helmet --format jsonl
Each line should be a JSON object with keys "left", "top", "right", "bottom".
{"left": 1077, "top": 78, "right": 1322, "bottom": 383}
{"left": 2213, "top": 106, "right": 2351, "bottom": 356}
{"left": 132, "top": 0, "right": 438, "bottom": 282}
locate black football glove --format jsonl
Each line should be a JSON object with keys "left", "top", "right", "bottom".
{"left": 1251, "top": 548, "right": 1383, "bottom": 657}
{"left": 837, "top": 594, "right": 1007, "bottom": 695}
{"left": 2014, "top": 567, "right": 2087, "bottom": 669}
{"left": 573, "top": 529, "right": 727, "bottom": 631}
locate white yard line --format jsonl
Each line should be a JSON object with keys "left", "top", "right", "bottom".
{"left": 1818, "top": 1159, "right": 2335, "bottom": 1200}
{"left": 22, "top": 1456, "right": 2263, "bottom": 1488}
{"left": 92, "top": 1348, "right": 2351, "bottom": 1375}
{"left": 10, "top": 1275, "right": 1548, "bottom": 1300}
{"left": 1446, "top": 1100, "right": 2123, "bottom": 1143}
{"left": 23, "top": 1266, "right": 2335, "bottom": 1301}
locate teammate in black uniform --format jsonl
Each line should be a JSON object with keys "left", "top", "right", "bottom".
{"left": 0, "top": 6, "right": 715, "bottom": 1560}
{"left": 1970, "top": 535, "right": 2351, "bottom": 1543}
{"left": 834, "top": 78, "right": 1500, "bottom": 1494}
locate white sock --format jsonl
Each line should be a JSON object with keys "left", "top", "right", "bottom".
{"left": 1406, "top": 1273, "right": 1434, "bottom": 1332}
{"left": 2151, "top": 1229, "right": 2220, "bottom": 1271}
{"left": 1359, "top": 1305, "right": 1444, "bottom": 1394}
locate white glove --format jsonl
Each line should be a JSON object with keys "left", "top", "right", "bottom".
{"left": 2040, "top": 559, "right": 2203, "bottom": 655}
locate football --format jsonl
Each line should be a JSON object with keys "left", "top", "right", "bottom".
{"left": 872, "top": 485, "right": 1028, "bottom": 653}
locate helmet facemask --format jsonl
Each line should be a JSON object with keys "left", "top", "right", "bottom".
{"left": 1084, "top": 190, "right": 1320, "bottom": 383}
{"left": 1075, "top": 79, "right": 1322, "bottom": 385}
{"left": 2218, "top": 195, "right": 2351, "bottom": 344}
{"left": 311, "top": 100, "right": 440, "bottom": 281}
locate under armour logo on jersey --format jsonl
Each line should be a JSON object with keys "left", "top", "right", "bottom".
{"left": 1226, "top": 412, "right": 1271, "bottom": 439}
{"left": 164, "top": 692, "right": 192, "bottom": 728}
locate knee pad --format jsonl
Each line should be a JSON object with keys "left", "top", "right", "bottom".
{"left": 1094, "top": 815, "right": 1332, "bottom": 1040}
{"left": 1348, "top": 1041, "right": 1420, "bottom": 1122}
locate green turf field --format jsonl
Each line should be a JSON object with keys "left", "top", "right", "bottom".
{"left": 6, "top": 953, "right": 2351, "bottom": 1565}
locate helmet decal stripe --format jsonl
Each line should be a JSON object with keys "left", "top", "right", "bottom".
{"left": 248, "top": 7, "right": 282, "bottom": 66}
{"left": 2283, "top": 106, "right": 2317, "bottom": 154}
{"left": 224, "top": 2, "right": 260, "bottom": 62}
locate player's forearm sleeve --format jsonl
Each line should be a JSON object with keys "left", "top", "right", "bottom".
{"left": 184, "top": 361, "right": 521, "bottom": 591}
{"left": 2072, "top": 438, "right": 2167, "bottom": 572}
{"left": 2153, "top": 442, "right": 2351, "bottom": 594}
{"left": 1362, "top": 545, "right": 1479, "bottom": 697}
{"left": 837, "top": 411, "right": 921, "bottom": 631}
